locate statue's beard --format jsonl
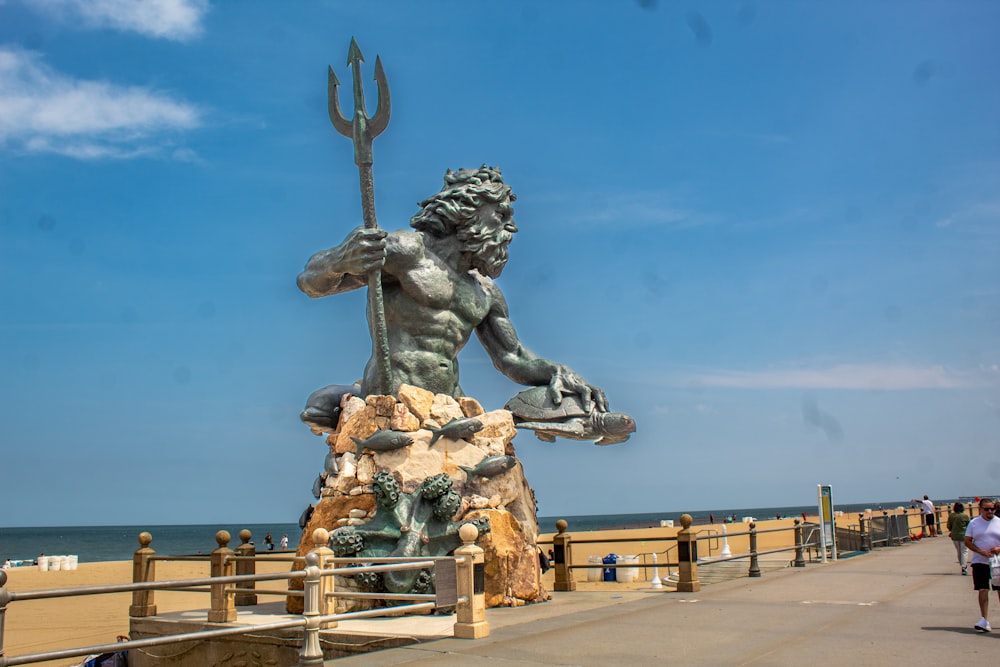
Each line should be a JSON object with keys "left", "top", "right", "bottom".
{"left": 462, "top": 230, "right": 513, "bottom": 279}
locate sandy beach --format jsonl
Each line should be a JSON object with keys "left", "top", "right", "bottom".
{"left": 2, "top": 558, "right": 294, "bottom": 667}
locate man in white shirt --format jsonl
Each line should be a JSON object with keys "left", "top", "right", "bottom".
{"left": 963, "top": 498, "right": 1000, "bottom": 632}
{"left": 912, "top": 495, "right": 937, "bottom": 537}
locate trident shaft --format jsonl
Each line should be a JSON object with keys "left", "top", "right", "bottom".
{"left": 329, "top": 37, "right": 392, "bottom": 396}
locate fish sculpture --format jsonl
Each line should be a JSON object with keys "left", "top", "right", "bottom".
{"left": 351, "top": 429, "right": 414, "bottom": 455}
{"left": 299, "top": 383, "right": 360, "bottom": 434}
{"left": 311, "top": 473, "right": 326, "bottom": 499}
{"left": 459, "top": 454, "right": 517, "bottom": 480}
{"left": 428, "top": 417, "right": 485, "bottom": 445}
{"left": 505, "top": 386, "right": 636, "bottom": 445}
{"left": 323, "top": 449, "right": 338, "bottom": 476}
{"left": 298, "top": 503, "right": 315, "bottom": 530}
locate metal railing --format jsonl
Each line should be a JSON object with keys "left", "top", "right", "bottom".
{"left": 544, "top": 517, "right": 829, "bottom": 592}
{"left": 0, "top": 525, "right": 489, "bottom": 666}
{"left": 541, "top": 504, "right": 961, "bottom": 592}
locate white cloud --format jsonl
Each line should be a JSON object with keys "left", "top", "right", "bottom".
{"left": 31, "top": 0, "right": 208, "bottom": 41}
{"left": 569, "top": 190, "right": 714, "bottom": 229}
{"left": 0, "top": 47, "right": 201, "bottom": 160}
{"left": 680, "top": 363, "right": 997, "bottom": 390}
{"left": 170, "top": 147, "right": 204, "bottom": 164}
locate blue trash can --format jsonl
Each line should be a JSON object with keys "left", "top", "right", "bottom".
{"left": 602, "top": 553, "right": 618, "bottom": 581}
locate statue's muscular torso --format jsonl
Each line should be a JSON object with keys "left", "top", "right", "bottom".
{"left": 366, "top": 230, "right": 495, "bottom": 396}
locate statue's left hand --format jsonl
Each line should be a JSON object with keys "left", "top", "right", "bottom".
{"left": 547, "top": 366, "right": 609, "bottom": 413}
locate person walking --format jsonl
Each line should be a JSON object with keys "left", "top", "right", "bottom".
{"left": 280, "top": 534, "right": 289, "bottom": 550}
{"left": 963, "top": 498, "right": 1000, "bottom": 632}
{"left": 947, "top": 501, "right": 971, "bottom": 575}
{"left": 912, "top": 495, "right": 937, "bottom": 537}
{"left": 264, "top": 532, "right": 274, "bottom": 551}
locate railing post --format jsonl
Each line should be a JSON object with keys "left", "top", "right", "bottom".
{"left": 793, "top": 520, "right": 806, "bottom": 567}
{"left": 298, "top": 552, "right": 324, "bottom": 666}
{"left": 208, "top": 530, "right": 236, "bottom": 623}
{"left": 309, "top": 528, "right": 337, "bottom": 626}
{"left": 934, "top": 505, "right": 942, "bottom": 537}
{"left": 454, "top": 523, "right": 489, "bottom": 639}
{"left": 675, "top": 514, "right": 700, "bottom": 592}
{"left": 129, "top": 531, "right": 157, "bottom": 617}
{"left": 552, "top": 519, "right": 576, "bottom": 592}
{"left": 859, "top": 514, "right": 870, "bottom": 552}
{"left": 234, "top": 529, "right": 257, "bottom": 606}
{"left": 1, "top": 569, "right": 11, "bottom": 660}
{"left": 747, "top": 522, "right": 761, "bottom": 577}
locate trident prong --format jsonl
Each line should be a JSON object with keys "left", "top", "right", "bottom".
{"left": 370, "top": 56, "right": 390, "bottom": 137}
{"left": 328, "top": 37, "right": 391, "bottom": 167}
{"left": 327, "top": 66, "right": 352, "bottom": 137}
{"left": 327, "top": 37, "right": 393, "bottom": 396}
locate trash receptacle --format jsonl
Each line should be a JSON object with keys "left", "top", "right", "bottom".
{"left": 602, "top": 553, "right": 618, "bottom": 581}
{"left": 615, "top": 555, "right": 639, "bottom": 583}
{"left": 587, "top": 555, "right": 602, "bottom": 581}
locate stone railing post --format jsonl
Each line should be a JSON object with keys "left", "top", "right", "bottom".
{"left": 234, "top": 529, "right": 257, "bottom": 606}
{"left": 675, "top": 514, "right": 700, "bottom": 592}
{"left": 309, "top": 528, "right": 337, "bottom": 626}
{"left": 747, "top": 522, "right": 761, "bottom": 578}
{"left": 793, "top": 520, "right": 806, "bottom": 567}
{"left": 552, "top": 519, "right": 576, "bottom": 592}
{"left": 129, "top": 531, "right": 157, "bottom": 617}
{"left": 208, "top": 530, "right": 236, "bottom": 623}
{"left": 1, "top": 569, "right": 12, "bottom": 653}
{"left": 454, "top": 523, "right": 489, "bottom": 639}
{"left": 859, "top": 513, "right": 870, "bottom": 552}
{"left": 298, "top": 552, "right": 324, "bottom": 667}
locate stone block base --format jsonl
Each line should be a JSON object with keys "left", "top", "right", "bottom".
{"left": 129, "top": 613, "right": 426, "bottom": 667}
{"left": 453, "top": 620, "right": 490, "bottom": 639}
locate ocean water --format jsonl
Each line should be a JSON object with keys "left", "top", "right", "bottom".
{"left": 0, "top": 523, "right": 301, "bottom": 566}
{"left": 0, "top": 499, "right": 953, "bottom": 566}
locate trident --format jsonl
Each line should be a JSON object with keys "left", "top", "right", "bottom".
{"left": 328, "top": 38, "right": 392, "bottom": 396}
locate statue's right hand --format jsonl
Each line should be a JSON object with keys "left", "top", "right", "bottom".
{"left": 340, "top": 226, "right": 387, "bottom": 274}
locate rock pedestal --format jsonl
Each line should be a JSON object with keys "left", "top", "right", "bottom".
{"left": 287, "top": 384, "right": 548, "bottom": 613}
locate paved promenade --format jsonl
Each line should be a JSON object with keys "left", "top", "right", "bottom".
{"left": 330, "top": 537, "right": 998, "bottom": 666}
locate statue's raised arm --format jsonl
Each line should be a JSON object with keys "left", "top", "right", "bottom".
{"left": 297, "top": 226, "right": 387, "bottom": 298}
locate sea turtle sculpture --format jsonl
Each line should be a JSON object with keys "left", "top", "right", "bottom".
{"left": 504, "top": 386, "right": 636, "bottom": 445}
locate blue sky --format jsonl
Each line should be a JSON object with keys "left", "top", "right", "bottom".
{"left": 2, "top": 1, "right": 999, "bottom": 528}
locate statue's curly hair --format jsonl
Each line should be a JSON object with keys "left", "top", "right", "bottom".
{"left": 410, "top": 165, "right": 515, "bottom": 238}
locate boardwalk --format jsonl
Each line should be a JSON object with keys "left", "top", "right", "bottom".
{"left": 331, "top": 537, "right": 998, "bottom": 666}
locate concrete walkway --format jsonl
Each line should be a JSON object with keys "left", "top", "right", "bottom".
{"left": 330, "top": 537, "right": 999, "bottom": 666}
